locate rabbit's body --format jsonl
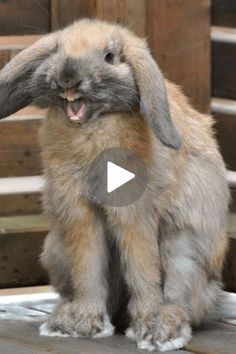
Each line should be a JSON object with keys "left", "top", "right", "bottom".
{"left": 0, "top": 19, "right": 229, "bottom": 352}
{"left": 39, "top": 80, "right": 228, "bottom": 349}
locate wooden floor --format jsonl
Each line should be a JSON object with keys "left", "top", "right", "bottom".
{"left": 0, "top": 292, "right": 236, "bottom": 354}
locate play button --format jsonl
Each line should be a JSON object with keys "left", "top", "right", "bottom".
{"left": 107, "top": 161, "right": 135, "bottom": 193}
{"left": 86, "top": 148, "right": 148, "bottom": 207}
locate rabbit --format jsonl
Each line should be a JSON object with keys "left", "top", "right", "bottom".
{"left": 0, "top": 19, "right": 230, "bottom": 352}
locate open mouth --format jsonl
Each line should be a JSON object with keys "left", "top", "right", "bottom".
{"left": 65, "top": 99, "right": 86, "bottom": 123}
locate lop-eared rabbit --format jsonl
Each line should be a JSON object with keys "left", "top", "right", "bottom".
{"left": 0, "top": 20, "right": 229, "bottom": 351}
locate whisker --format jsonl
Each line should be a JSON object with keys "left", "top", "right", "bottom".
{"left": 108, "top": 91, "right": 138, "bottom": 114}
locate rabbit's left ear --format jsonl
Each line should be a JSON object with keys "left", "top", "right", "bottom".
{"left": 125, "top": 44, "right": 181, "bottom": 149}
{"left": 0, "top": 31, "right": 59, "bottom": 119}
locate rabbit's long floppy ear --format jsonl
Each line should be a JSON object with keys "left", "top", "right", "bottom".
{"left": 125, "top": 43, "right": 182, "bottom": 149}
{"left": 0, "top": 32, "right": 59, "bottom": 119}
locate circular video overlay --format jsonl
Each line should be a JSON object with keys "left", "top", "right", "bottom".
{"left": 87, "top": 147, "right": 148, "bottom": 207}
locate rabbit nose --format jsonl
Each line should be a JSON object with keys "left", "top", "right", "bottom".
{"left": 56, "top": 79, "right": 83, "bottom": 101}
{"left": 59, "top": 88, "right": 81, "bottom": 102}
{"left": 55, "top": 79, "right": 82, "bottom": 92}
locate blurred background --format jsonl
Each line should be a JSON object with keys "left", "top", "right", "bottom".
{"left": 0, "top": 0, "right": 235, "bottom": 294}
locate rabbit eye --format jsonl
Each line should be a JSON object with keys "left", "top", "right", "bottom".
{"left": 104, "top": 52, "right": 115, "bottom": 64}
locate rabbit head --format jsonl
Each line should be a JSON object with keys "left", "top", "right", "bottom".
{"left": 0, "top": 19, "right": 181, "bottom": 149}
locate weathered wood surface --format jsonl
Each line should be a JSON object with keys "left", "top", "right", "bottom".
{"left": 0, "top": 35, "right": 41, "bottom": 69}
{"left": 212, "top": 40, "right": 236, "bottom": 100}
{"left": 0, "top": 215, "right": 48, "bottom": 288}
{"left": 146, "top": 0, "right": 211, "bottom": 114}
{"left": 186, "top": 322, "right": 236, "bottom": 354}
{"left": 212, "top": 26, "right": 236, "bottom": 44}
{"left": 0, "top": 230, "right": 48, "bottom": 288}
{"left": 0, "top": 321, "right": 192, "bottom": 354}
{"left": 0, "top": 291, "right": 235, "bottom": 354}
{"left": 0, "top": 193, "right": 42, "bottom": 216}
{"left": 230, "top": 189, "right": 236, "bottom": 214}
{"left": 51, "top": 0, "right": 147, "bottom": 36}
{"left": 0, "top": 176, "right": 44, "bottom": 195}
{"left": 0, "top": 0, "right": 50, "bottom": 35}
{"left": 0, "top": 118, "right": 43, "bottom": 177}
{"left": 224, "top": 232, "right": 236, "bottom": 293}
{"left": 0, "top": 214, "right": 48, "bottom": 234}
{"left": 212, "top": 0, "right": 236, "bottom": 28}
{"left": 0, "top": 299, "right": 236, "bottom": 354}
{"left": 213, "top": 110, "right": 236, "bottom": 171}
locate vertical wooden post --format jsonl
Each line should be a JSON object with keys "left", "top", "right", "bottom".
{"left": 146, "top": 0, "right": 211, "bottom": 113}
{"left": 51, "top": 0, "right": 146, "bottom": 36}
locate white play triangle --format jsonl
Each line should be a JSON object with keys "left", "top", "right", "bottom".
{"left": 107, "top": 161, "right": 135, "bottom": 193}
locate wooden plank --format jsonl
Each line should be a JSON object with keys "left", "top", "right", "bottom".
{"left": 0, "top": 0, "right": 50, "bottom": 35}
{"left": 146, "top": 0, "right": 211, "bottom": 114}
{"left": 227, "top": 215, "right": 236, "bottom": 235}
{"left": 0, "top": 35, "right": 41, "bottom": 69}
{"left": 0, "top": 231, "right": 47, "bottom": 288}
{"left": 51, "top": 0, "right": 146, "bottom": 37}
{"left": 0, "top": 193, "right": 42, "bottom": 216}
{"left": 0, "top": 308, "right": 236, "bottom": 354}
{"left": 0, "top": 214, "right": 49, "bottom": 234}
{"left": 186, "top": 322, "right": 236, "bottom": 354}
{"left": 230, "top": 188, "right": 236, "bottom": 214}
{"left": 225, "top": 214, "right": 236, "bottom": 292}
{"left": 51, "top": 0, "right": 92, "bottom": 30}
{"left": 227, "top": 171, "right": 236, "bottom": 188}
{"left": 212, "top": 26, "right": 236, "bottom": 44}
{"left": 224, "top": 233, "right": 236, "bottom": 293}
{"left": 0, "top": 293, "right": 236, "bottom": 354}
{"left": 212, "top": 111, "right": 236, "bottom": 171}
{"left": 0, "top": 214, "right": 48, "bottom": 288}
{"left": 212, "top": 41, "right": 236, "bottom": 100}
{"left": 0, "top": 321, "right": 192, "bottom": 354}
{"left": 0, "top": 49, "right": 11, "bottom": 71}
{"left": 0, "top": 35, "right": 41, "bottom": 50}
{"left": 0, "top": 118, "right": 42, "bottom": 177}
{"left": 215, "top": 291, "right": 236, "bottom": 323}
{"left": 91, "top": 0, "right": 146, "bottom": 37}
{"left": 0, "top": 286, "right": 52, "bottom": 296}
{"left": 211, "top": 99, "right": 236, "bottom": 171}
{"left": 211, "top": 97, "right": 236, "bottom": 115}
{"left": 0, "top": 176, "right": 44, "bottom": 196}
{"left": 212, "top": 0, "right": 236, "bottom": 28}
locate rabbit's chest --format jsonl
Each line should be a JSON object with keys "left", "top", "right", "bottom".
{"left": 40, "top": 112, "right": 153, "bottom": 195}
{"left": 43, "top": 112, "right": 151, "bottom": 159}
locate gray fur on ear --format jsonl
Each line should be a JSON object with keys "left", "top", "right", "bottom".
{"left": 125, "top": 45, "right": 182, "bottom": 149}
{"left": 0, "top": 32, "right": 59, "bottom": 119}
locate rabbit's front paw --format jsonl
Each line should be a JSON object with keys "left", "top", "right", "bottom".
{"left": 73, "top": 311, "right": 114, "bottom": 338}
{"left": 40, "top": 300, "right": 114, "bottom": 338}
{"left": 126, "top": 305, "right": 192, "bottom": 352}
{"left": 126, "top": 312, "right": 157, "bottom": 351}
{"left": 154, "top": 304, "right": 192, "bottom": 352}
{"left": 40, "top": 301, "right": 77, "bottom": 337}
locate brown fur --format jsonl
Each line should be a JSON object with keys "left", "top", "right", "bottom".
{"left": 0, "top": 19, "right": 230, "bottom": 351}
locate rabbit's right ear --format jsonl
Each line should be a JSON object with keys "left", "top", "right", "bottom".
{"left": 0, "top": 32, "right": 59, "bottom": 119}
{"left": 124, "top": 40, "right": 181, "bottom": 149}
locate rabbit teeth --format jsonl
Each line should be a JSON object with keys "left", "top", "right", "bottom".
{"left": 66, "top": 100, "right": 86, "bottom": 123}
